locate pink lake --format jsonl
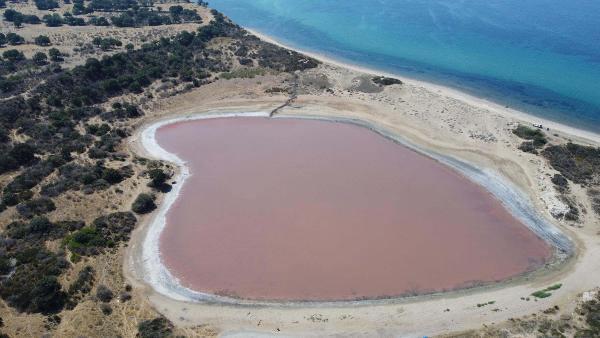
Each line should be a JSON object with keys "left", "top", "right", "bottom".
{"left": 156, "top": 117, "right": 551, "bottom": 301}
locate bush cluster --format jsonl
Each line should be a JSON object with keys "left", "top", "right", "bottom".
{"left": 147, "top": 168, "right": 169, "bottom": 191}
{"left": 95, "top": 284, "right": 113, "bottom": 302}
{"left": 513, "top": 125, "right": 547, "bottom": 148}
{"left": 372, "top": 76, "right": 402, "bottom": 86}
{"left": 16, "top": 197, "right": 56, "bottom": 218}
{"left": 543, "top": 143, "right": 600, "bottom": 185}
{"left": 92, "top": 37, "right": 122, "bottom": 50}
{"left": 137, "top": 317, "right": 174, "bottom": 338}
{"left": 131, "top": 193, "right": 156, "bottom": 214}
{"left": 576, "top": 292, "right": 600, "bottom": 336}
{"left": 0, "top": 246, "right": 68, "bottom": 314}
{"left": 35, "top": 0, "right": 59, "bottom": 10}
{"left": 3, "top": 9, "right": 41, "bottom": 27}
{"left": 64, "top": 212, "right": 137, "bottom": 256}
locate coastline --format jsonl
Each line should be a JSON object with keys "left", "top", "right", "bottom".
{"left": 246, "top": 28, "right": 600, "bottom": 144}
{"left": 130, "top": 111, "right": 572, "bottom": 307}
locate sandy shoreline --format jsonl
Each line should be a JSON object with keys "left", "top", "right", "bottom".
{"left": 247, "top": 29, "right": 600, "bottom": 145}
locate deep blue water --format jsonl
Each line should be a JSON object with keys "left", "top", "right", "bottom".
{"left": 210, "top": 0, "right": 600, "bottom": 133}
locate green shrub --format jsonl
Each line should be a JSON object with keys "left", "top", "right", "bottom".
{"left": 132, "top": 193, "right": 156, "bottom": 214}
{"left": 34, "top": 35, "right": 51, "bottom": 46}
{"left": 2, "top": 192, "right": 19, "bottom": 206}
{"left": 35, "top": 0, "right": 59, "bottom": 10}
{"left": 9, "top": 143, "right": 36, "bottom": 165}
{"left": 92, "top": 211, "right": 136, "bottom": 242}
{"left": 2, "top": 49, "right": 25, "bottom": 62}
{"left": 48, "top": 48, "right": 63, "bottom": 62}
{"left": 33, "top": 52, "right": 48, "bottom": 66}
{"left": 0, "top": 256, "right": 12, "bottom": 275}
{"left": 220, "top": 68, "right": 268, "bottom": 80}
{"left": 67, "top": 266, "right": 95, "bottom": 305}
{"left": 531, "top": 284, "right": 562, "bottom": 298}
{"left": 513, "top": 125, "right": 547, "bottom": 148}
{"left": 100, "top": 303, "right": 112, "bottom": 315}
{"left": 29, "top": 216, "right": 53, "bottom": 234}
{"left": 65, "top": 212, "right": 137, "bottom": 257}
{"left": 372, "top": 76, "right": 402, "bottom": 86}
{"left": 518, "top": 141, "right": 538, "bottom": 154}
{"left": 17, "top": 197, "right": 56, "bottom": 218}
{"left": 43, "top": 13, "right": 64, "bottom": 27}
{"left": 531, "top": 290, "right": 552, "bottom": 298}
{"left": 137, "top": 317, "right": 174, "bottom": 338}
{"left": 6, "top": 33, "right": 24, "bottom": 45}
{"left": 89, "top": 16, "right": 110, "bottom": 26}
{"left": 147, "top": 168, "right": 169, "bottom": 190}
{"left": 542, "top": 143, "right": 600, "bottom": 185}
{"left": 65, "top": 226, "right": 106, "bottom": 256}
{"left": 551, "top": 174, "right": 569, "bottom": 192}
{"left": 102, "top": 168, "right": 123, "bottom": 184}
{"left": 96, "top": 284, "right": 113, "bottom": 302}
{"left": 0, "top": 249, "right": 67, "bottom": 314}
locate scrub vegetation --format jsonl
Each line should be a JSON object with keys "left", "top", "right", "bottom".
{"left": 513, "top": 124, "right": 547, "bottom": 154}
{"left": 0, "top": 1, "right": 318, "bottom": 335}
{"left": 512, "top": 125, "right": 600, "bottom": 218}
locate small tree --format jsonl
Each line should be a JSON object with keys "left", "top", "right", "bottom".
{"left": 34, "top": 35, "right": 51, "bottom": 46}
{"left": 0, "top": 33, "right": 6, "bottom": 46}
{"left": 137, "top": 317, "right": 173, "bottom": 338}
{"left": 48, "top": 48, "right": 62, "bottom": 62}
{"left": 9, "top": 143, "right": 36, "bottom": 165}
{"left": 96, "top": 285, "right": 113, "bottom": 303}
{"left": 2, "top": 49, "right": 25, "bottom": 63}
{"left": 13, "top": 14, "right": 23, "bottom": 27}
{"left": 131, "top": 193, "right": 156, "bottom": 214}
{"left": 43, "top": 13, "right": 64, "bottom": 27}
{"left": 35, "top": 0, "right": 59, "bottom": 10}
{"left": 29, "top": 276, "right": 66, "bottom": 314}
{"left": 147, "top": 169, "right": 168, "bottom": 189}
{"left": 33, "top": 52, "right": 48, "bottom": 66}
{"left": 3, "top": 9, "right": 19, "bottom": 21}
{"left": 102, "top": 168, "right": 123, "bottom": 184}
{"left": 6, "top": 33, "right": 24, "bottom": 45}
{"left": 89, "top": 16, "right": 110, "bottom": 26}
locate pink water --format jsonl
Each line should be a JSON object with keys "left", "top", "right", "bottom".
{"left": 156, "top": 117, "right": 551, "bottom": 301}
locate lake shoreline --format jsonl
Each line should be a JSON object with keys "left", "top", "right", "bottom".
{"left": 128, "top": 111, "right": 571, "bottom": 307}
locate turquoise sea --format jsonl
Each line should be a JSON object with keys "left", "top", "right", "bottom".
{"left": 210, "top": 0, "right": 600, "bottom": 133}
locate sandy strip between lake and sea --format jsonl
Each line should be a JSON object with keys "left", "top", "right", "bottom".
{"left": 122, "top": 31, "right": 600, "bottom": 337}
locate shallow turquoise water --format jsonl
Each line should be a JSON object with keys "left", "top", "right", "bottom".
{"left": 210, "top": 0, "right": 600, "bottom": 132}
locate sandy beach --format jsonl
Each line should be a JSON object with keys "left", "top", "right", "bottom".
{"left": 122, "top": 33, "right": 600, "bottom": 335}
{"left": 247, "top": 29, "right": 600, "bottom": 146}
